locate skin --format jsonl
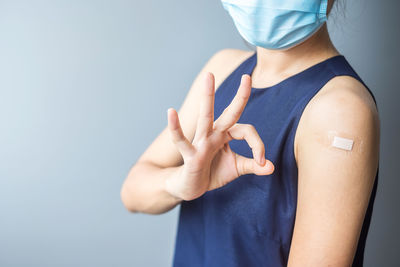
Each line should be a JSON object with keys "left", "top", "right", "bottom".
{"left": 120, "top": 0, "right": 380, "bottom": 265}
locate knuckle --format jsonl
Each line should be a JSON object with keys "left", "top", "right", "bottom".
{"left": 232, "top": 109, "right": 242, "bottom": 118}
{"left": 239, "top": 94, "right": 249, "bottom": 102}
{"left": 244, "top": 124, "right": 255, "bottom": 134}
{"left": 247, "top": 124, "right": 256, "bottom": 131}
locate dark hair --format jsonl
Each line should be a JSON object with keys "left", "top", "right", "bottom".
{"left": 329, "top": 0, "right": 347, "bottom": 26}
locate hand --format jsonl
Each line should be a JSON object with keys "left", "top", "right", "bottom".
{"left": 165, "top": 72, "right": 274, "bottom": 201}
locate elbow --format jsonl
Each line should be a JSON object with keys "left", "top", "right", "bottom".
{"left": 120, "top": 181, "right": 139, "bottom": 213}
{"left": 119, "top": 185, "right": 167, "bottom": 215}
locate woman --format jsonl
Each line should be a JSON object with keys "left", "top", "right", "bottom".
{"left": 120, "top": 0, "right": 380, "bottom": 266}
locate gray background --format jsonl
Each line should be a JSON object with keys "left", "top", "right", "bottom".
{"left": 0, "top": 0, "right": 398, "bottom": 266}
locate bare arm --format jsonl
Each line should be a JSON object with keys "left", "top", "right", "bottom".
{"left": 120, "top": 49, "right": 255, "bottom": 214}
{"left": 120, "top": 161, "right": 183, "bottom": 214}
{"left": 287, "top": 76, "right": 380, "bottom": 266}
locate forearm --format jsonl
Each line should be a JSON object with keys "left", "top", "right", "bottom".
{"left": 120, "top": 161, "right": 183, "bottom": 214}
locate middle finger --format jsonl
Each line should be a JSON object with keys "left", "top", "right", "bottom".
{"left": 213, "top": 74, "right": 251, "bottom": 132}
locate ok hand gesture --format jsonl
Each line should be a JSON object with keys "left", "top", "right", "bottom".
{"left": 166, "top": 72, "right": 274, "bottom": 201}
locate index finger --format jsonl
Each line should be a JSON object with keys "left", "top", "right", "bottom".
{"left": 213, "top": 74, "right": 252, "bottom": 132}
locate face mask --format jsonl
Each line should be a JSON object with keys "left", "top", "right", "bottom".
{"left": 221, "top": 0, "right": 328, "bottom": 50}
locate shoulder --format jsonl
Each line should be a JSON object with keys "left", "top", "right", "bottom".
{"left": 288, "top": 75, "right": 380, "bottom": 265}
{"left": 202, "top": 48, "right": 254, "bottom": 90}
{"left": 294, "top": 75, "right": 380, "bottom": 162}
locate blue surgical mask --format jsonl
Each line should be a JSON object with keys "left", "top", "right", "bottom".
{"left": 221, "top": 0, "right": 328, "bottom": 50}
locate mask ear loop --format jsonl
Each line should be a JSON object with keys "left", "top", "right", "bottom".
{"left": 319, "top": 0, "right": 329, "bottom": 20}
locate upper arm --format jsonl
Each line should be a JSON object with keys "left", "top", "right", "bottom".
{"left": 136, "top": 49, "right": 254, "bottom": 168}
{"left": 288, "top": 76, "right": 380, "bottom": 266}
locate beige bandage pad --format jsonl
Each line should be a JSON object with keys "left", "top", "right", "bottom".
{"left": 332, "top": 136, "right": 354, "bottom": 151}
{"left": 313, "top": 130, "right": 364, "bottom": 154}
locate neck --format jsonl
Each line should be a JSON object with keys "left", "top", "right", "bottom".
{"left": 252, "top": 24, "right": 340, "bottom": 88}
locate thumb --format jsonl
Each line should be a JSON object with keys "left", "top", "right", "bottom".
{"left": 235, "top": 153, "right": 275, "bottom": 176}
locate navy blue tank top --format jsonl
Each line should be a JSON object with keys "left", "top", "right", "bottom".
{"left": 172, "top": 52, "right": 379, "bottom": 267}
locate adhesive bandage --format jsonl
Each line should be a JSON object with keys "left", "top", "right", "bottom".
{"left": 331, "top": 136, "right": 354, "bottom": 151}
{"left": 313, "top": 130, "right": 364, "bottom": 154}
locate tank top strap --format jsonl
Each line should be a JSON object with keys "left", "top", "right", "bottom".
{"left": 236, "top": 52, "right": 378, "bottom": 110}
{"left": 219, "top": 51, "right": 258, "bottom": 83}
{"left": 325, "top": 56, "right": 378, "bottom": 107}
